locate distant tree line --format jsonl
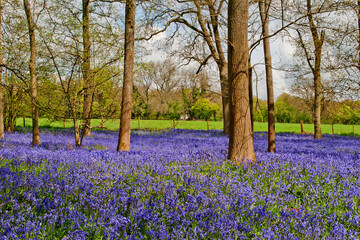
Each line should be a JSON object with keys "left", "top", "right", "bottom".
{"left": 254, "top": 93, "right": 360, "bottom": 125}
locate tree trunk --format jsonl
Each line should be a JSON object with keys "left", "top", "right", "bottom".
{"left": 6, "top": 106, "right": 16, "bottom": 132}
{"left": 353, "top": 124, "right": 355, "bottom": 136}
{"left": 24, "top": 0, "right": 40, "bottom": 145}
{"left": 192, "top": 1, "right": 230, "bottom": 135}
{"left": 248, "top": 59, "right": 254, "bottom": 133}
{"left": 117, "top": 0, "right": 136, "bottom": 152}
{"left": 313, "top": 69, "right": 322, "bottom": 139}
{"left": 260, "top": 0, "right": 276, "bottom": 153}
{"left": 70, "top": 102, "right": 81, "bottom": 146}
{"left": 228, "top": 0, "right": 256, "bottom": 164}
{"left": 219, "top": 64, "right": 230, "bottom": 135}
{"left": 82, "top": 0, "right": 92, "bottom": 137}
{"left": 207, "top": 119, "right": 209, "bottom": 131}
{"left": 73, "top": 119, "right": 81, "bottom": 147}
{"left": 307, "top": 0, "right": 324, "bottom": 140}
{"left": 0, "top": 0, "right": 4, "bottom": 139}
{"left": 300, "top": 120, "right": 304, "bottom": 134}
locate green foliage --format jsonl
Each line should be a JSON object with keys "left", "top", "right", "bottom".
{"left": 274, "top": 94, "right": 312, "bottom": 123}
{"left": 253, "top": 99, "right": 268, "bottom": 122}
{"left": 191, "top": 98, "right": 219, "bottom": 120}
{"left": 181, "top": 87, "right": 204, "bottom": 119}
{"left": 275, "top": 100, "right": 297, "bottom": 123}
{"left": 335, "top": 104, "right": 360, "bottom": 125}
{"left": 168, "top": 102, "right": 182, "bottom": 120}
{"left": 132, "top": 85, "right": 147, "bottom": 118}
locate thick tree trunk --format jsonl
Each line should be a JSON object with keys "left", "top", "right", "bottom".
{"left": 24, "top": 0, "right": 40, "bottom": 145}
{"left": 0, "top": 0, "right": 4, "bottom": 139}
{"left": 228, "top": 0, "right": 256, "bottom": 164}
{"left": 219, "top": 64, "right": 230, "bottom": 134}
{"left": 117, "top": 0, "right": 136, "bottom": 152}
{"left": 82, "top": 0, "right": 92, "bottom": 137}
{"left": 260, "top": 0, "right": 276, "bottom": 153}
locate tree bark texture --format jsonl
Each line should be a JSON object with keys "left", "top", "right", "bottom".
{"left": 228, "top": 0, "right": 256, "bottom": 164}
{"left": 248, "top": 59, "right": 253, "bottom": 134}
{"left": 300, "top": 120, "right": 304, "bottom": 134}
{"left": 72, "top": 107, "right": 81, "bottom": 146}
{"left": 219, "top": 64, "right": 230, "bottom": 134}
{"left": 307, "top": 0, "right": 324, "bottom": 140}
{"left": 24, "top": 0, "right": 40, "bottom": 145}
{"left": 117, "top": 0, "right": 135, "bottom": 152}
{"left": 259, "top": 0, "right": 276, "bottom": 153}
{"left": 0, "top": 0, "right": 4, "bottom": 139}
{"left": 82, "top": 0, "right": 92, "bottom": 137}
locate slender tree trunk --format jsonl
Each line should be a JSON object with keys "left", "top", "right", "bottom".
{"left": 228, "top": 0, "right": 256, "bottom": 163}
{"left": 300, "top": 120, "right": 304, "bottom": 134}
{"left": 192, "top": 1, "right": 230, "bottom": 135}
{"left": 313, "top": 66, "right": 322, "bottom": 139}
{"left": 307, "top": 0, "right": 324, "bottom": 140}
{"left": 248, "top": 59, "right": 254, "bottom": 133}
{"left": 0, "top": 0, "right": 4, "bottom": 139}
{"left": 260, "top": 0, "right": 276, "bottom": 153}
{"left": 24, "top": 0, "right": 40, "bottom": 145}
{"left": 82, "top": 0, "right": 92, "bottom": 137}
{"left": 219, "top": 64, "right": 230, "bottom": 134}
{"left": 73, "top": 116, "right": 81, "bottom": 146}
{"left": 117, "top": 0, "right": 136, "bottom": 152}
{"left": 206, "top": 3, "right": 230, "bottom": 135}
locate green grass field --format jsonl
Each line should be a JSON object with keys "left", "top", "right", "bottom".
{"left": 16, "top": 118, "right": 360, "bottom": 136}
